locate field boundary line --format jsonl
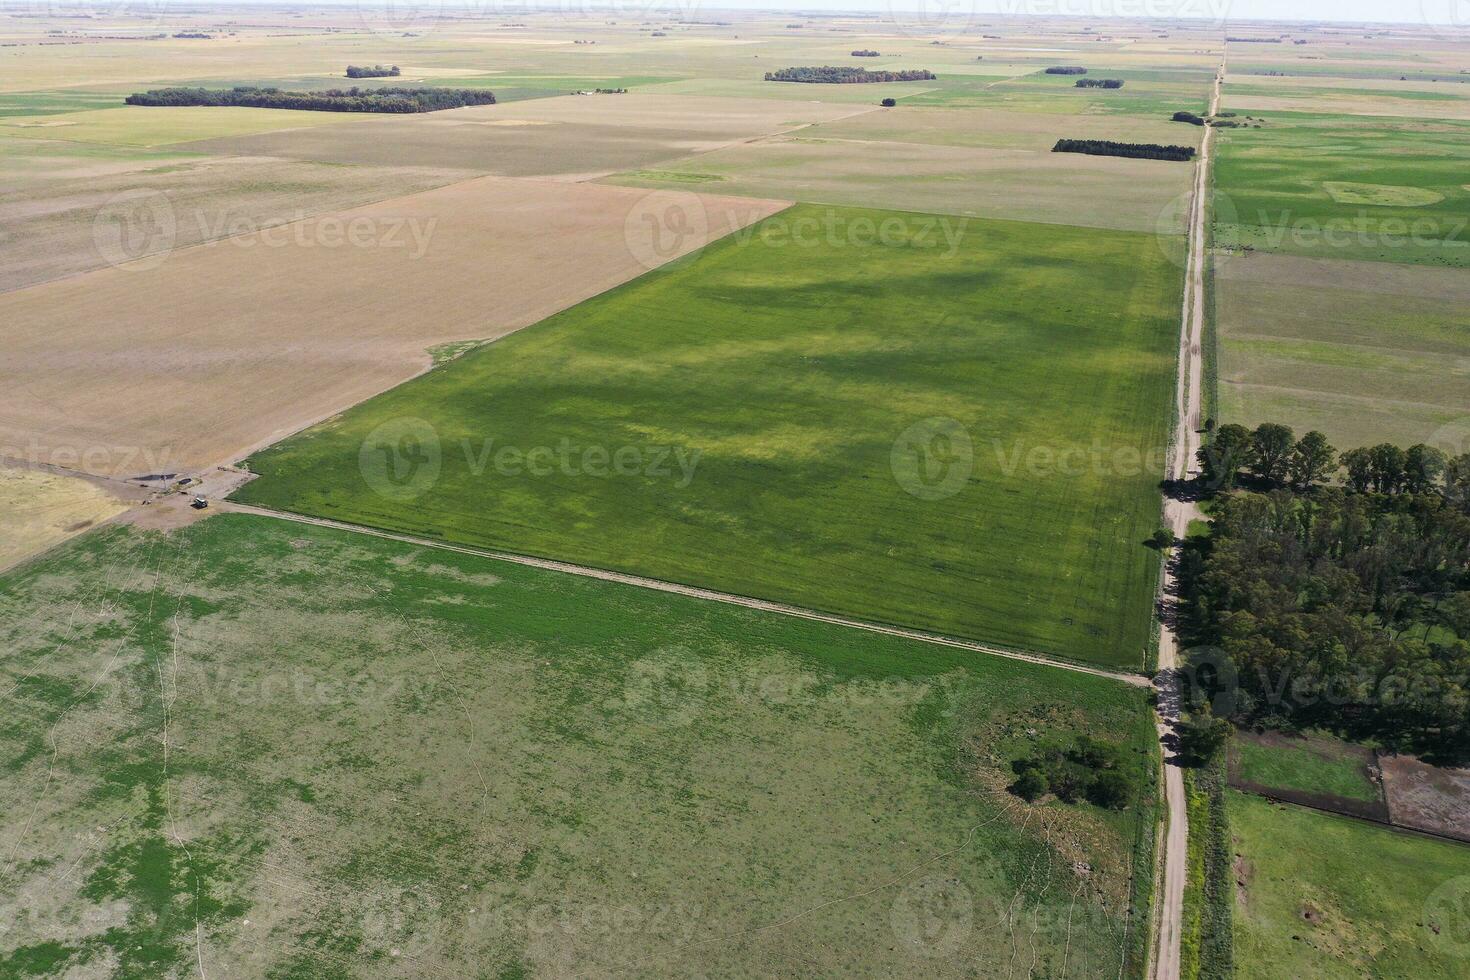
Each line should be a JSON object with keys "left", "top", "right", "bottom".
{"left": 224, "top": 503, "right": 1150, "bottom": 688}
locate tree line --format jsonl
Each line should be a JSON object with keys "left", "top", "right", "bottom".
{"left": 1181, "top": 422, "right": 1470, "bottom": 762}
{"left": 1045, "top": 65, "right": 1088, "bottom": 74}
{"left": 124, "top": 86, "right": 496, "bottom": 113}
{"left": 1076, "top": 78, "right": 1124, "bottom": 88}
{"left": 763, "top": 66, "right": 936, "bottom": 83}
{"left": 345, "top": 64, "right": 400, "bottom": 78}
{"left": 1052, "top": 139, "right": 1196, "bottom": 161}
{"left": 850, "top": 49, "right": 880, "bottom": 57}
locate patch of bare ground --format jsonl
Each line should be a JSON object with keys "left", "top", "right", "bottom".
{"left": 0, "top": 154, "right": 479, "bottom": 292}
{"left": 0, "top": 176, "right": 787, "bottom": 477}
{"left": 1378, "top": 754, "right": 1470, "bottom": 842}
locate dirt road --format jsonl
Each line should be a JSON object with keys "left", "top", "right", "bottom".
{"left": 1151, "top": 56, "right": 1225, "bottom": 980}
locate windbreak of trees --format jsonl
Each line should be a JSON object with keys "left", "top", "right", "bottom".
{"left": 1182, "top": 424, "right": 1470, "bottom": 762}
{"left": 850, "top": 49, "right": 880, "bottom": 57}
{"left": 1076, "top": 78, "right": 1123, "bottom": 88}
{"left": 1052, "top": 139, "right": 1196, "bottom": 161}
{"left": 124, "top": 86, "right": 496, "bottom": 113}
{"left": 1046, "top": 65, "right": 1088, "bottom": 74}
{"left": 763, "top": 66, "right": 936, "bottom": 83}
{"left": 346, "top": 64, "right": 400, "bottom": 78}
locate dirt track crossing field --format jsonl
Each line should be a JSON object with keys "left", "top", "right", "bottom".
{"left": 0, "top": 176, "right": 787, "bottom": 477}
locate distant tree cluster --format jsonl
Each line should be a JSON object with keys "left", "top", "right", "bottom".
{"left": 1052, "top": 139, "right": 1195, "bottom": 161}
{"left": 1076, "top": 78, "right": 1123, "bottom": 88}
{"left": 172, "top": 32, "right": 211, "bottom": 39}
{"left": 851, "top": 49, "right": 880, "bottom": 57}
{"left": 124, "top": 86, "right": 495, "bottom": 113}
{"left": 880, "top": 97, "right": 896, "bottom": 107}
{"left": 345, "top": 64, "right": 400, "bottom": 78}
{"left": 1045, "top": 65, "right": 1088, "bottom": 74}
{"left": 1226, "top": 36, "right": 1281, "bottom": 42}
{"left": 1182, "top": 424, "right": 1470, "bottom": 761}
{"left": 764, "top": 66, "right": 936, "bottom": 84}
{"left": 1173, "top": 110, "right": 1206, "bottom": 125}
{"left": 1011, "top": 736, "right": 1138, "bottom": 809}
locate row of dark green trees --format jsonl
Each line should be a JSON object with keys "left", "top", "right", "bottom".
{"left": 1183, "top": 423, "right": 1470, "bottom": 762}
{"left": 345, "top": 64, "right": 400, "bottom": 78}
{"left": 1076, "top": 78, "right": 1124, "bottom": 89}
{"left": 124, "top": 86, "right": 495, "bottom": 113}
{"left": 763, "top": 66, "right": 936, "bottom": 83}
{"left": 1052, "top": 139, "right": 1195, "bottom": 161}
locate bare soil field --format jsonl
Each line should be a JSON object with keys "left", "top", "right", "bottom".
{"left": 1379, "top": 755, "right": 1470, "bottom": 842}
{"left": 0, "top": 154, "right": 477, "bottom": 291}
{"left": 0, "top": 465, "right": 133, "bottom": 572}
{"left": 177, "top": 93, "right": 868, "bottom": 179}
{"left": 607, "top": 133, "right": 1194, "bottom": 233}
{"left": 0, "top": 176, "right": 786, "bottom": 477}
{"left": 1215, "top": 251, "right": 1470, "bottom": 448}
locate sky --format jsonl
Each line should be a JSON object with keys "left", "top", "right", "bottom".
{"left": 193, "top": 0, "right": 1467, "bottom": 28}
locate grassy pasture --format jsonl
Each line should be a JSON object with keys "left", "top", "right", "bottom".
{"left": 238, "top": 205, "right": 1180, "bottom": 669}
{"left": 902, "top": 67, "right": 1214, "bottom": 115}
{"left": 1231, "top": 734, "right": 1381, "bottom": 803}
{"left": 1231, "top": 791, "right": 1470, "bottom": 979}
{"left": 1215, "top": 252, "right": 1470, "bottom": 449}
{"left": 1212, "top": 110, "right": 1470, "bottom": 267}
{"left": 0, "top": 515, "right": 1159, "bottom": 978}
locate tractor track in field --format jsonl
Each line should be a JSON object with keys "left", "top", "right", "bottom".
{"left": 222, "top": 502, "right": 1150, "bottom": 689}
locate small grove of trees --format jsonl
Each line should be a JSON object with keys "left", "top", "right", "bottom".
{"left": 1011, "top": 736, "right": 1138, "bottom": 809}
{"left": 124, "top": 86, "right": 496, "bottom": 113}
{"left": 764, "top": 66, "right": 936, "bottom": 83}
{"left": 880, "top": 97, "right": 896, "bottom": 107}
{"left": 173, "top": 32, "right": 211, "bottom": 39}
{"left": 1173, "top": 110, "right": 1206, "bottom": 125}
{"left": 851, "top": 49, "right": 880, "bottom": 57}
{"left": 1196, "top": 422, "right": 1467, "bottom": 500}
{"left": 1076, "top": 78, "right": 1124, "bottom": 89}
{"left": 1045, "top": 65, "right": 1088, "bottom": 74}
{"left": 1052, "top": 139, "right": 1196, "bottom": 162}
{"left": 346, "top": 64, "right": 401, "bottom": 78}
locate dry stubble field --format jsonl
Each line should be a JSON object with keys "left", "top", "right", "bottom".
{"left": 0, "top": 176, "right": 786, "bottom": 476}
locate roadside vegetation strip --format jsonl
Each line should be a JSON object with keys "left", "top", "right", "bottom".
{"left": 0, "top": 515, "right": 1159, "bottom": 977}
{"left": 124, "top": 86, "right": 496, "bottom": 113}
{"left": 237, "top": 204, "right": 1180, "bottom": 670}
{"left": 1230, "top": 790, "right": 1470, "bottom": 979}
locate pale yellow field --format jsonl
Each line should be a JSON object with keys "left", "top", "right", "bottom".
{"left": 0, "top": 176, "right": 787, "bottom": 476}
{"left": 0, "top": 467, "right": 130, "bottom": 571}
{"left": 0, "top": 106, "right": 361, "bottom": 147}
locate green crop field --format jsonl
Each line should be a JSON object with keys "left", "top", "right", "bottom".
{"left": 236, "top": 205, "right": 1180, "bottom": 669}
{"left": 1212, "top": 110, "right": 1470, "bottom": 267}
{"left": 0, "top": 515, "right": 1158, "bottom": 977}
{"left": 1231, "top": 792, "right": 1470, "bottom": 978}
